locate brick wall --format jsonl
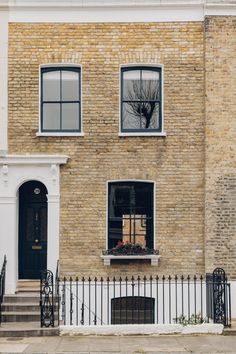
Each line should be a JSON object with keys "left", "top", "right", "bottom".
{"left": 205, "top": 16, "right": 236, "bottom": 278}
{"left": 8, "top": 22, "right": 205, "bottom": 276}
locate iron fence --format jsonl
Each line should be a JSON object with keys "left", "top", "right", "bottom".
{"left": 40, "top": 269, "right": 231, "bottom": 328}
{"left": 0, "top": 255, "right": 7, "bottom": 325}
{"left": 40, "top": 268, "right": 231, "bottom": 328}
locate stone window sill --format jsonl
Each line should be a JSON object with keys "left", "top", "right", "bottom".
{"left": 101, "top": 254, "right": 161, "bottom": 266}
{"left": 119, "top": 132, "right": 166, "bottom": 137}
{"left": 36, "top": 132, "right": 85, "bottom": 137}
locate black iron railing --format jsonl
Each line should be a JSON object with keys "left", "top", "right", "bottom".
{"left": 55, "top": 260, "right": 60, "bottom": 327}
{"left": 0, "top": 255, "right": 7, "bottom": 325}
{"left": 57, "top": 274, "right": 206, "bottom": 326}
{"left": 40, "top": 269, "right": 54, "bottom": 328}
{"left": 206, "top": 268, "right": 231, "bottom": 327}
{"left": 40, "top": 269, "right": 231, "bottom": 328}
{"left": 40, "top": 262, "right": 60, "bottom": 328}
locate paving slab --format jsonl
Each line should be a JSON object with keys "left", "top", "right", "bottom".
{"left": 119, "top": 337, "right": 184, "bottom": 352}
{"left": 0, "top": 334, "right": 234, "bottom": 353}
{"left": 22, "top": 337, "right": 62, "bottom": 353}
{"left": 0, "top": 342, "right": 28, "bottom": 352}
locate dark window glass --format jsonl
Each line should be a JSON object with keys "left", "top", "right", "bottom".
{"left": 108, "top": 181, "right": 154, "bottom": 249}
{"left": 41, "top": 67, "right": 81, "bottom": 132}
{"left": 121, "top": 66, "right": 162, "bottom": 132}
{"left": 111, "top": 296, "right": 155, "bottom": 324}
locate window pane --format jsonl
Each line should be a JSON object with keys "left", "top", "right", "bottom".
{"left": 43, "top": 103, "right": 60, "bottom": 130}
{"left": 62, "top": 70, "right": 79, "bottom": 101}
{"left": 123, "top": 70, "right": 140, "bottom": 101}
{"left": 62, "top": 103, "right": 80, "bottom": 130}
{"left": 122, "top": 102, "right": 141, "bottom": 130}
{"left": 122, "top": 102, "right": 160, "bottom": 130}
{"left": 140, "top": 102, "right": 160, "bottom": 129}
{"left": 123, "top": 214, "right": 147, "bottom": 246}
{"left": 43, "top": 71, "right": 60, "bottom": 101}
{"left": 141, "top": 70, "right": 160, "bottom": 101}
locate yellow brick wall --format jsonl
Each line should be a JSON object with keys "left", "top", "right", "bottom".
{"left": 205, "top": 16, "right": 236, "bottom": 278}
{"left": 8, "top": 22, "right": 205, "bottom": 277}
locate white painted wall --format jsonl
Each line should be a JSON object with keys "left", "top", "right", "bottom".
{"left": 229, "top": 281, "right": 236, "bottom": 319}
{"left": 0, "top": 6, "right": 8, "bottom": 155}
{"left": 0, "top": 155, "right": 68, "bottom": 294}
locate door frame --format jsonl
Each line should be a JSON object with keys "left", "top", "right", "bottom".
{"left": 0, "top": 155, "right": 68, "bottom": 294}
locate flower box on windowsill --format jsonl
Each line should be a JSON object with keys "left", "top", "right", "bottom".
{"left": 101, "top": 246, "right": 160, "bottom": 266}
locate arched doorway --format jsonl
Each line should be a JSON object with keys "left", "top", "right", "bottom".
{"left": 18, "top": 181, "right": 48, "bottom": 279}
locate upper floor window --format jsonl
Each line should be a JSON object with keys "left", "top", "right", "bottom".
{"left": 120, "top": 66, "right": 162, "bottom": 134}
{"left": 41, "top": 66, "right": 81, "bottom": 132}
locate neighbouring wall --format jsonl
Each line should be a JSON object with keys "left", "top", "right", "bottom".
{"left": 205, "top": 16, "right": 236, "bottom": 279}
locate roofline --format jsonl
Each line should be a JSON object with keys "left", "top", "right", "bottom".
{"left": 0, "top": 0, "right": 235, "bottom": 9}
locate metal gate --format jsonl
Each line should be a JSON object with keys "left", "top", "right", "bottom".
{"left": 206, "top": 268, "right": 231, "bottom": 327}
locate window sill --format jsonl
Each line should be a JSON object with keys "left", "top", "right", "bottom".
{"left": 119, "top": 132, "right": 167, "bottom": 137}
{"left": 101, "top": 254, "right": 161, "bottom": 266}
{"left": 36, "top": 132, "right": 85, "bottom": 137}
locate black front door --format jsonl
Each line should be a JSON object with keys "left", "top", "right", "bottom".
{"left": 19, "top": 181, "right": 48, "bottom": 279}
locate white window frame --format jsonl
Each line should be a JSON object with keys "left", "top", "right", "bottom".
{"left": 37, "top": 63, "right": 84, "bottom": 137}
{"left": 119, "top": 64, "right": 166, "bottom": 137}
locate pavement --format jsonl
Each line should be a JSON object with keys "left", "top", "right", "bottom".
{"left": 0, "top": 334, "right": 236, "bottom": 353}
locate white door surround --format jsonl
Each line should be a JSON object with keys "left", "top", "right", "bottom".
{"left": 0, "top": 154, "right": 68, "bottom": 294}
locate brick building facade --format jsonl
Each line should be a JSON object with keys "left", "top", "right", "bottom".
{"left": 0, "top": 0, "right": 236, "bottom": 295}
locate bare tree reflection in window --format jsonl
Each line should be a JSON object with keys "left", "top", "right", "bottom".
{"left": 122, "top": 68, "right": 161, "bottom": 131}
{"left": 125, "top": 80, "right": 159, "bottom": 129}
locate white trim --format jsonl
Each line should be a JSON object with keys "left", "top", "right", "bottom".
{"left": 0, "top": 7, "right": 8, "bottom": 155}
{"left": 0, "top": 154, "right": 68, "bottom": 294}
{"left": 37, "top": 132, "right": 85, "bottom": 137}
{"left": 0, "top": 196, "right": 17, "bottom": 204}
{"left": 119, "top": 64, "right": 165, "bottom": 136}
{"left": 101, "top": 254, "right": 161, "bottom": 266}
{"left": 205, "top": 3, "right": 236, "bottom": 15}
{"left": 8, "top": 6, "right": 204, "bottom": 23}
{"left": 38, "top": 64, "right": 83, "bottom": 136}
{"left": 119, "top": 132, "right": 167, "bottom": 137}
{"left": 2, "top": 1, "right": 236, "bottom": 23}
{"left": 47, "top": 194, "right": 60, "bottom": 203}
{"left": 5, "top": 0, "right": 206, "bottom": 6}
{"left": 106, "top": 179, "right": 156, "bottom": 253}
{"left": 0, "top": 154, "right": 69, "bottom": 165}
{"left": 6, "top": 1, "right": 206, "bottom": 23}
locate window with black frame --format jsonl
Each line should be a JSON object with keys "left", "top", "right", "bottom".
{"left": 121, "top": 66, "right": 162, "bottom": 133}
{"left": 108, "top": 181, "right": 154, "bottom": 250}
{"left": 41, "top": 67, "right": 81, "bottom": 132}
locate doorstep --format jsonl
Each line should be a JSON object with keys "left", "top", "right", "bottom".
{"left": 223, "top": 320, "right": 236, "bottom": 336}
{"left": 0, "top": 322, "right": 59, "bottom": 337}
